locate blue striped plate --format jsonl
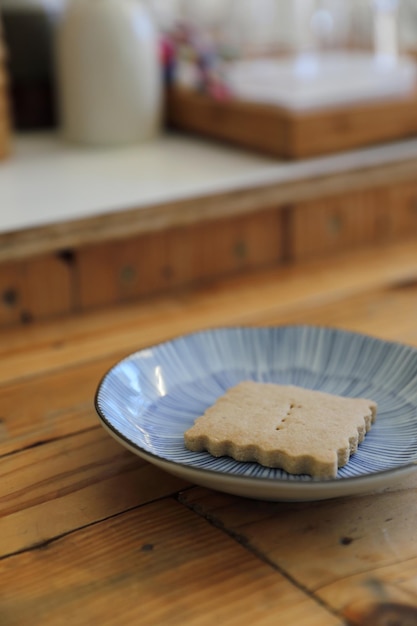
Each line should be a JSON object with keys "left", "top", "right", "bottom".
{"left": 95, "top": 326, "right": 417, "bottom": 501}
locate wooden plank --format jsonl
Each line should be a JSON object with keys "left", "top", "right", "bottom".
{"left": 0, "top": 356, "right": 115, "bottom": 457}
{"left": 254, "top": 279, "right": 417, "bottom": 348}
{"left": 0, "top": 498, "right": 343, "bottom": 626}
{"left": 0, "top": 428, "right": 188, "bottom": 557}
{"left": 180, "top": 476, "right": 417, "bottom": 623}
{"left": 1, "top": 237, "right": 417, "bottom": 387}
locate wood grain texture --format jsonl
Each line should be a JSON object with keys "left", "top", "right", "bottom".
{"left": 180, "top": 478, "right": 417, "bottom": 623}
{"left": 0, "top": 499, "right": 343, "bottom": 626}
{"left": 0, "top": 354, "right": 124, "bottom": 456}
{"left": 0, "top": 428, "right": 188, "bottom": 557}
{"left": 257, "top": 281, "right": 417, "bottom": 348}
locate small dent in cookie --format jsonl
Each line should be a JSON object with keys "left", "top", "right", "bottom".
{"left": 276, "top": 402, "right": 302, "bottom": 430}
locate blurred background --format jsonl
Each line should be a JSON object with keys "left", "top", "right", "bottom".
{"left": 1, "top": 0, "right": 417, "bottom": 137}
{"left": 1, "top": 0, "right": 417, "bottom": 328}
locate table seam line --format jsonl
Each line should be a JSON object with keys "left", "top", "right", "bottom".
{"left": 175, "top": 492, "right": 345, "bottom": 624}
{"left": 0, "top": 493, "right": 183, "bottom": 563}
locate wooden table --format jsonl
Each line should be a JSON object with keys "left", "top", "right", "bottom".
{"left": 1, "top": 236, "right": 417, "bottom": 625}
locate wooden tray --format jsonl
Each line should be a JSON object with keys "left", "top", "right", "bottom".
{"left": 166, "top": 86, "right": 417, "bottom": 160}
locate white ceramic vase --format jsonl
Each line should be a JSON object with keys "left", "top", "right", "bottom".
{"left": 56, "top": 0, "right": 162, "bottom": 146}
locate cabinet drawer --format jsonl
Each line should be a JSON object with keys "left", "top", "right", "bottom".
{"left": 290, "top": 192, "right": 378, "bottom": 261}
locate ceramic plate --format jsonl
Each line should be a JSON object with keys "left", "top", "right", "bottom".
{"left": 95, "top": 326, "right": 417, "bottom": 501}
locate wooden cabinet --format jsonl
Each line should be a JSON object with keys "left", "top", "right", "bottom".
{"left": 1, "top": 178, "right": 417, "bottom": 327}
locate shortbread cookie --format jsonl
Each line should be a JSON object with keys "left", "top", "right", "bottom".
{"left": 184, "top": 381, "right": 377, "bottom": 479}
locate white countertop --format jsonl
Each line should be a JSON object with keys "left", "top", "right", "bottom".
{"left": 2, "top": 131, "right": 417, "bottom": 235}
